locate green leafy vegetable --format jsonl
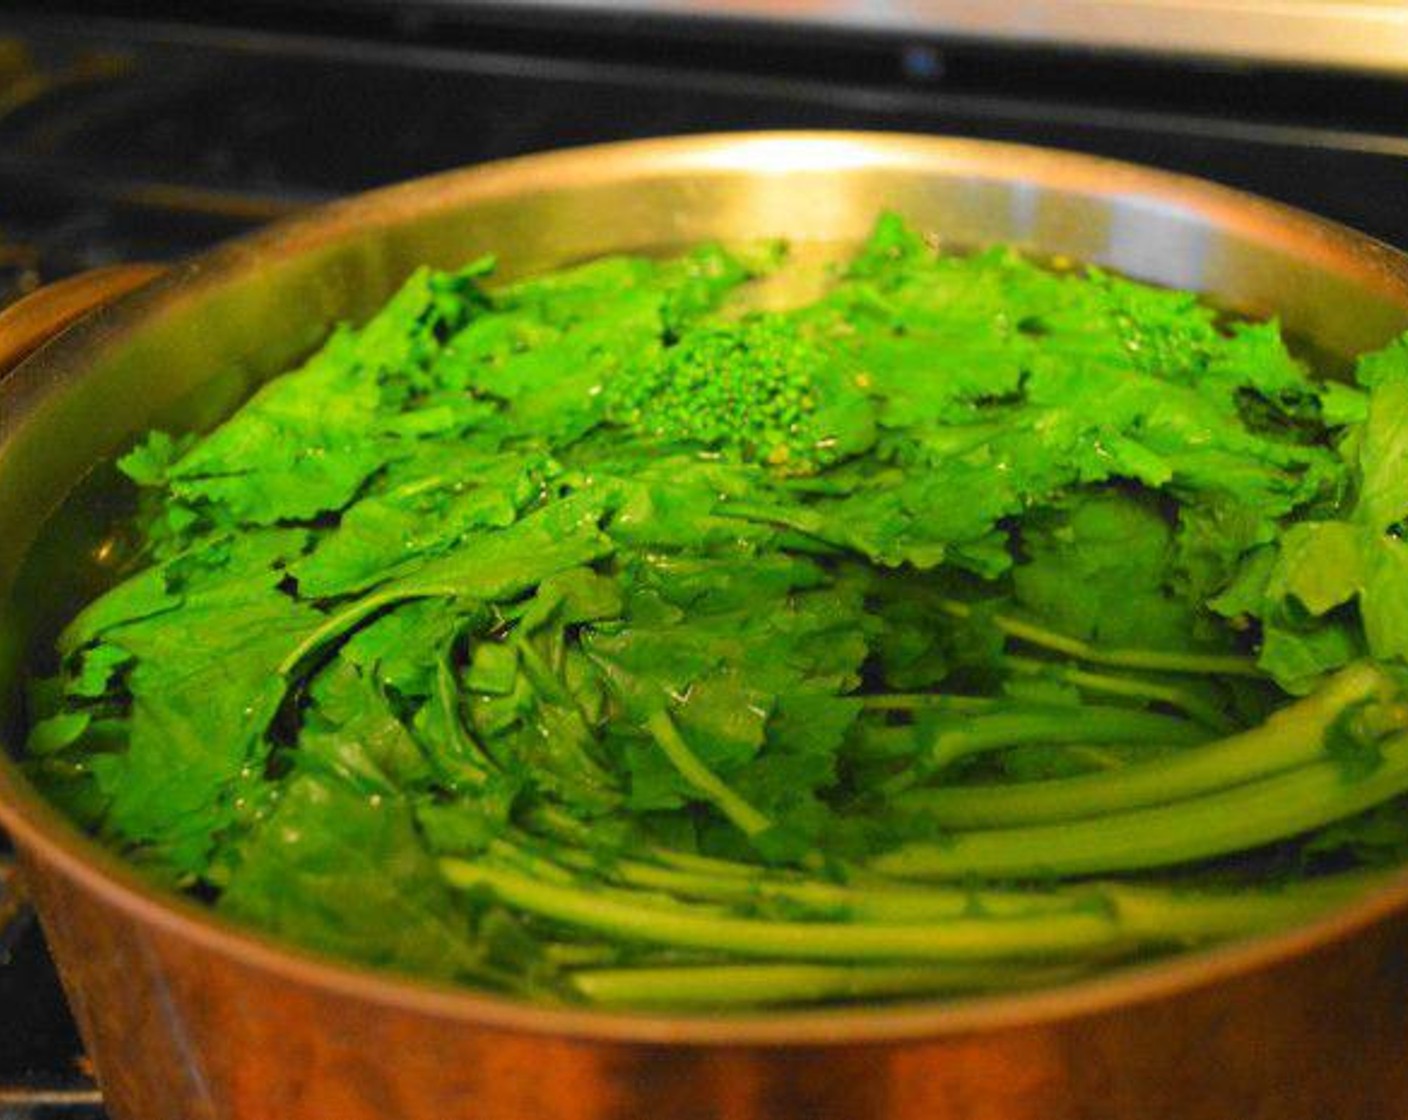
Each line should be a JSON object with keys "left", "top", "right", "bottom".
{"left": 24, "top": 215, "right": 1408, "bottom": 1010}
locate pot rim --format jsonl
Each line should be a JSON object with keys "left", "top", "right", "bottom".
{"left": 4, "top": 129, "right": 1408, "bottom": 1047}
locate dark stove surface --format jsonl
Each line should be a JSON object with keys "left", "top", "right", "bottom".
{"left": 0, "top": 9, "right": 1406, "bottom": 293}
{"left": 2, "top": 9, "right": 1408, "bottom": 1118}
{"left": 0, "top": 892, "right": 101, "bottom": 1120}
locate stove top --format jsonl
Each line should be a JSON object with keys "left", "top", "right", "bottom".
{"left": 0, "top": 875, "right": 101, "bottom": 1120}
{"left": 2, "top": 7, "right": 1408, "bottom": 1117}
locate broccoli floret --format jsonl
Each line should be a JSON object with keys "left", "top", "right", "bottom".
{"left": 613, "top": 315, "right": 868, "bottom": 471}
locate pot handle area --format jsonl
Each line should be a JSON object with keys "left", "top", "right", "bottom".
{"left": 0, "top": 264, "right": 166, "bottom": 381}
{"left": 0, "top": 261, "right": 166, "bottom": 945}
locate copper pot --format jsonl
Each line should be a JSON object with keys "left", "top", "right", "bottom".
{"left": 3, "top": 133, "right": 1408, "bottom": 1120}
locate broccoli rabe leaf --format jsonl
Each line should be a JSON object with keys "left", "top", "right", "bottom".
{"left": 1232, "top": 340, "right": 1408, "bottom": 682}
{"left": 1357, "top": 373, "right": 1408, "bottom": 535}
{"left": 296, "top": 657, "right": 432, "bottom": 793}
{"left": 86, "top": 586, "right": 321, "bottom": 875}
{"left": 219, "top": 775, "right": 490, "bottom": 981}
{"left": 1011, "top": 489, "right": 1201, "bottom": 652}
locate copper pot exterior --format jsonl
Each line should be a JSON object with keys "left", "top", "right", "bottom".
{"left": 4, "top": 133, "right": 1408, "bottom": 1120}
{"left": 24, "top": 834, "right": 1408, "bottom": 1120}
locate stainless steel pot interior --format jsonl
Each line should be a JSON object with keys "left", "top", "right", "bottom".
{"left": 4, "top": 131, "right": 1408, "bottom": 1045}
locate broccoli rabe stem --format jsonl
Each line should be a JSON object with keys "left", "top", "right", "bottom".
{"left": 1103, "top": 873, "right": 1389, "bottom": 943}
{"left": 440, "top": 858, "right": 1124, "bottom": 961}
{"left": 875, "top": 705, "right": 1209, "bottom": 795}
{"left": 541, "top": 843, "right": 1095, "bottom": 922}
{"left": 644, "top": 709, "right": 774, "bottom": 837}
{"left": 508, "top": 831, "right": 1385, "bottom": 933}
{"left": 936, "top": 600, "right": 1262, "bottom": 677}
{"left": 858, "top": 694, "right": 998, "bottom": 714}
{"left": 870, "top": 730, "right": 1408, "bottom": 879}
{"left": 561, "top": 860, "right": 1378, "bottom": 1010}
{"left": 1000, "top": 655, "right": 1236, "bottom": 733}
{"left": 276, "top": 586, "right": 446, "bottom": 677}
{"left": 894, "top": 662, "right": 1398, "bottom": 828}
{"left": 440, "top": 856, "right": 1379, "bottom": 972}
{"left": 568, "top": 960, "right": 1092, "bottom": 1007}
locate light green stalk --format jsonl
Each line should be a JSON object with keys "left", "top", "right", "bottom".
{"left": 645, "top": 708, "right": 774, "bottom": 837}
{"left": 569, "top": 960, "right": 1091, "bottom": 1007}
{"left": 871, "top": 731, "right": 1408, "bottom": 879}
{"left": 896, "top": 662, "right": 1397, "bottom": 828}
{"left": 543, "top": 844, "right": 1091, "bottom": 923}
{"left": 441, "top": 858, "right": 1123, "bottom": 961}
{"left": 937, "top": 599, "right": 1262, "bottom": 677}
{"left": 1000, "top": 655, "right": 1236, "bottom": 733}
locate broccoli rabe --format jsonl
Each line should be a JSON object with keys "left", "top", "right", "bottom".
{"left": 22, "top": 215, "right": 1408, "bottom": 1010}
